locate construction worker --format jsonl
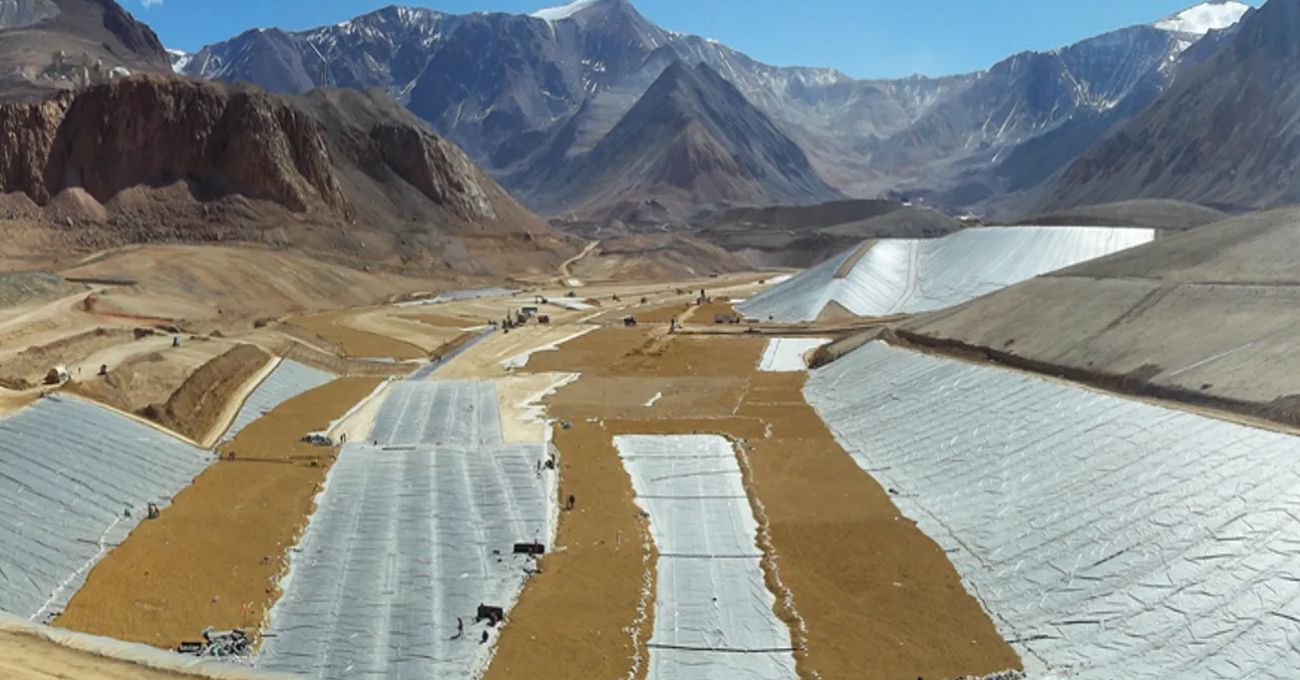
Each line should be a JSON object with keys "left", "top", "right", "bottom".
{"left": 453, "top": 617, "right": 464, "bottom": 640}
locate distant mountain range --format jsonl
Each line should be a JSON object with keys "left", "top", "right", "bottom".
{"left": 172, "top": 0, "right": 1258, "bottom": 222}
{"left": 1039, "top": 0, "right": 1300, "bottom": 213}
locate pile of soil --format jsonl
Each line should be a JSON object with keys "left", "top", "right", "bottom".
{"left": 142, "top": 344, "right": 270, "bottom": 442}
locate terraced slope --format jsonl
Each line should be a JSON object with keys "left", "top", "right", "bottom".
{"left": 808, "top": 342, "right": 1300, "bottom": 679}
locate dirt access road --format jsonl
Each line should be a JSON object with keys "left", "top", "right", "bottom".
{"left": 558, "top": 239, "right": 599, "bottom": 285}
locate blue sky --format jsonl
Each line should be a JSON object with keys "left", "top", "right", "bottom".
{"left": 136, "top": 0, "right": 1258, "bottom": 79}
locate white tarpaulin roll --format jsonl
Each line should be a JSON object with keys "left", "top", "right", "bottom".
{"left": 615, "top": 435, "right": 797, "bottom": 680}
{"left": 807, "top": 342, "right": 1300, "bottom": 679}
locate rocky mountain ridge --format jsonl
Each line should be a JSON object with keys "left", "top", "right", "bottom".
{"left": 0, "top": 74, "right": 571, "bottom": 275}
{"left": 178, "top": 0, "right": 1254, "bottom": 221}
{"left": 1038, "top": 0, "right": 1298, "bottom": 212}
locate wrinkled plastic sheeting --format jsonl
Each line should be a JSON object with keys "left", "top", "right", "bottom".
{"left": 758, "top": 338, "right": 830, "bottom": 372}
{"left": 0, "top": 396, "right": 213, "bottom": 621}
{"left": 222, "top": 360, "right": 334, "bottom": 442}
{"left": 740, "top": 226, "right": 1155, "bottom": 322}
{"left": 368, "top": 380, "right": 505, "bottom": 448}
{"left": 258, "top": 380, "right": 552, "bottom": 680}
{"left": 615, "top": 435, "right": 797, "bottom": 680}
{"left": 806, "top": 342, "right": 1300, "bottom": 679}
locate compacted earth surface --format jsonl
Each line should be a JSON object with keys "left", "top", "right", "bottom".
{"left": 3, "top": 264, "right": 1023, "bottom": 680}
{"left": 488, "top": 325, "right": 1020, "bottom": 680}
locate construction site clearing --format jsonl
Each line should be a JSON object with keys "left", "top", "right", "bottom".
{"left": 4, "top": 231, "right": 1300, "bottom": 680}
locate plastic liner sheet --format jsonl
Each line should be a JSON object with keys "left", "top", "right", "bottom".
{"left": 396, "top": 288, "right": 518, "bottom": 307}
{"left": 740, "top": 226, "right": 1154, "bottom": 322}
{"left": 222, "top": 360, "right": 334, "bottom": 442}
{"left": 258, "top": 380, "right": 553, "bottom": 680}
{"left": 615, "top": 435, "right": 797, "bottom": 680}
{"left": 367, "top": 381, "right": 504, "bottom": 448}
{"left": 550, "top": 298, "right": 594, "bottom": 311}
{"left": 806, "top": 342, "right": 1300, "bottom": 679}
{"left": 758, "top": 338, "right": 830, "bottom": 372}
{"left": 0, "top": 396, "right": 213, "bottom": 622}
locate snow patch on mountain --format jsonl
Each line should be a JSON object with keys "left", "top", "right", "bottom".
{"left": 532, "top": 0, "right": 607, "bottom": 22}
{"left": 1155, "top": 1, "right": 1250, "bottom": 35}
{"left": 165, "top": 48, "right": 191, "bottom": 73}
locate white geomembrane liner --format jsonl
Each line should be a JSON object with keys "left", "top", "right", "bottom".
{"left": 222, "top": 360, "right": 334, "bottom": 441}
{"left": 740, "top": 226, "right": 1155, "bottom": 322}
{"left": 806, "top": 342, "right": 1300, "bottom": 679}
{"left": 758, "top": 338, "right": 830, "bottom": 372}
{"left": 258, "top": 380, "right": 554, "bottom": 680}
{"left": 615, "top": 435, "right": 797, "bottom": 680}
{"left": 0, "top": 396, "right": 213, "bottom": 622}
{"left": 395, "top": 287, "right": 517, "bottom": 307}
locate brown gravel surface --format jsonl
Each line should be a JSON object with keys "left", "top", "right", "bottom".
{"left": 486, "top": 325, "right": 1020, "bottom": 679}
{"left": 289, "top": 309, "right": 427, "bottom": 360}
{"left": 401, "top": 312, "right": 483, "bottom": 328}
{"left": 0, "top": 630, "right": 230, "bottom": 680}
{"left": 737, "top": 371, "right": 1020, "bottom": 679}
{"left": 55, "top": 377, "right": 382, "bottom": 650}
{"left": 633, "top": 301, "right": 690, "bottom": 323}
{"left": 483, "top": 421, "right": 657, "bottom": 680}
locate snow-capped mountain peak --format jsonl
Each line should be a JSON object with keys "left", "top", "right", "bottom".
{"left": 165, "top": 48, "right": 192, "bottom": 74}
{"left": 1154, "top": 0, "right": 1250, "bottom": 35}
{"left": 531, "top": 0, "right": 610, "bottom": 22}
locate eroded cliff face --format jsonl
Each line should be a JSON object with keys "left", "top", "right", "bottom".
{"left": 368, "top": 123, "right": 497, "bottom": 222}
{"left": 0, "top": 75, "right": 572, "bottom": 275}
{"left": 0, "top": 79, "right": 347, "bottom": 215}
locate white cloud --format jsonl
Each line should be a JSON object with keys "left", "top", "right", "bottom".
{"left": 140, "top": 0, "right": 163, "bottom": 7}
